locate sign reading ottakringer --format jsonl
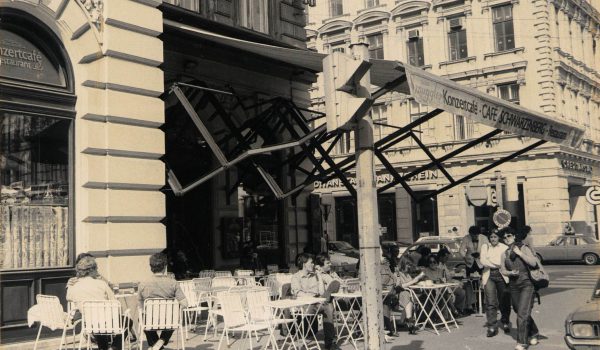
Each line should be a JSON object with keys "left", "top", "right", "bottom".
{"left": 403, "top": 65, "right": 585, "bottom": 148}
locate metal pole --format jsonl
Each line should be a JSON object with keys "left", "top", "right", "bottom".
{"left": 350, "top": 42, "right": 384, "bottom": 350}
{"left": 495, "top": 170, "right": 504, "bottom": 209}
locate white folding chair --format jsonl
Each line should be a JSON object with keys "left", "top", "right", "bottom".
{"left": 79, "top": 300, "right": 131, "bottom": 350}
{"left": 234, "top": 269, "right": 254, "bottom": 277}
{"left": 246, "top": 289, "right": 294, "bottom": 344}
{"left": 138, "top": 298, "right": 185, "bottom": 350}
{"left": 33, "top": 295, "right": 80, "bottom": 350}
{"left": 178, "top": 280, "right": 210, "bottom": 340}
{"left": 264, "top": 275, "right": 280, "bottom": 300}
{"left": 212, "top": 276, "right": 237, "bottom": 289}
{"left": 218, "top": 292, "right": 273, "bottom": 350}
{"left": 198, "top": 270, "right": 215, "bottom": 278}
{"left": 214, "top": 270, "right": 233, "bottom": 277}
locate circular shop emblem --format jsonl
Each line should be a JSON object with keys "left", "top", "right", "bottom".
{"left": 585, "top": 186, "right": 600, "bottom": 206}
{"left": 493, "top": 208, "right": 512, "bottom": 228}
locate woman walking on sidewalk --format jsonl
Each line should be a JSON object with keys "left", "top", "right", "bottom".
{"left": 480, "top": 229, "right": 511, "bottom": 337}
{"left": 500, "top": 228, "right": 540, "bottom": 350}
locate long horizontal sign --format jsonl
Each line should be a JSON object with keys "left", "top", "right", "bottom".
{"left": 314, "top": 170, "right": 439, "bottom": 190}
{"left": 404, "top": 65, "right": 584, "bottom": 148}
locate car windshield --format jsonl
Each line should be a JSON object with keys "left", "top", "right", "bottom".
{"left": 583, "top": 236, "right": 599, "bottom": 244}
{"left": 335, "top": 241, "right": 354, "bottom": 250}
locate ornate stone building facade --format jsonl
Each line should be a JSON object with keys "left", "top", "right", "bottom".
{"left": 306, "top": 0, "right": 600, "bottom": 245}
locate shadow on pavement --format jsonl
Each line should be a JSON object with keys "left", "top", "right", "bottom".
{"left": 390, "top": 340, "right": 425, "bottom": 349}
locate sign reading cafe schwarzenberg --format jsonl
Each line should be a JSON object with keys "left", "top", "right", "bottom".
{"left": 403, "top": 65, "right": 584, "bottom": 148}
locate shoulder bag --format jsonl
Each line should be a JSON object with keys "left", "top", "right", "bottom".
{"left": 524, "top": 246, "right": 549, "bottom": 290}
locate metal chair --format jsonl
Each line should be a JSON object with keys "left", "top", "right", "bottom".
{"left": 234, "top": 269, "right": 254, "bottom": 277}
{"left": 178, "top": 280, "right": 210, "bottom": 340}
{"left": 138, "top": 298, "right": 185, "bottom": 350}
{"left": 33, "top": 294, "right": 80, "bottom": 350}
{"left": 218, "top": 292, "right": 273, "bottom": 350}
{"left": 80, "top": 300, "right": 131, "bottom": 350}
{"left": 212, "top": 276, "right": 237, "bottom": 289}
{"left": 198, "top": 270, "right": 215, "bottom": 278}
{"left": 214, "top": 270, "right": 233, "bottom": 277}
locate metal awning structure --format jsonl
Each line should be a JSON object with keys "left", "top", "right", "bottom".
{"left": 164, "top": 23, "right": 585, "bottom": 201}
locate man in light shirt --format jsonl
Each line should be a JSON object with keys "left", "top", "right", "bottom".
{"left": 291, "top": 253, "right": 338, "bottom": 350}
{"left": 480, "top": 229, "right": 511, "bottom": 337}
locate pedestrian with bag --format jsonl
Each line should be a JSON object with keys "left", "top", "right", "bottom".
{"left": 500, "top": 227, "right": 540, "bottom": 350}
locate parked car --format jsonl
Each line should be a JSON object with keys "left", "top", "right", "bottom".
{"left": 399, "top": 237, "right": 466, "bottom": 270}
{"left": 535, "top": 234, "right": 600, "bottom": 265}
{"left": 564, "top": 278, "right": 600, "bottom": 349}
{"left": 328, "top": 241, "right": 360, "bottom": 259}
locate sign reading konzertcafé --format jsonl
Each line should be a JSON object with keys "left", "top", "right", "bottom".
{"left": 404, "top": 65, "right": 584, "bottom": 148}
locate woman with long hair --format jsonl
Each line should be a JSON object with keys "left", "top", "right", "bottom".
{"left": 500, "top": 227, "right": 540, "bottom": 350}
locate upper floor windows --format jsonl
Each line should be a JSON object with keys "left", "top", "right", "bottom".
{"left": 448, "top": 18, "right": 468, "bottom": 61}
{"left": 239, "top": 0, "right": 269, "bottom": 33}
{"left": 367, "top": 34, "right": 384, "bottom": 59}
{"left": 498, "top": 83, "right": 520, "bottom": 104}
{"left": 366, "top": 0, "right": 380, "bottom": 8}
{"left": 329, "top": 0, "right": 344, "bottom": 17}
{"left": 492, "top": 4, "right": 515, "bottom": 52}
{"left": 370, "top": 104, "right": 389, "bottom": 141}
{"left": 407, "top": 29, "right": 424, "bottom": 66}
{"left": 453, "top": 115, "right": 474, "bottom": 140}
{"left": 329, "top": 42, "right": 346, "bottom": 53}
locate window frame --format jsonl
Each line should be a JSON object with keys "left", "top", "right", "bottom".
{"left": 492, "top": 4, "right": 515, "bottom": 52}
{"left": 448, "top": 25, "right": 468, "bottom": 61}
{"left": 329, "top": 0, "right": 344, "bottom": 17}
{"left": 239, "top": 0, "right": 269, "bottom": 34}
{"left": 367, "top": 33, "right": 384, "bottom": 59}
{"left": 407, "top": 36, "right": 425, "bottom": 67}
{"left": 498, "top": 83, "right": 520, "bottom": 104}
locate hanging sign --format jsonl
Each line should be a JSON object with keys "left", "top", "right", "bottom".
{"left": 404, "top": 64, "right": 584, "bottom": 148}
{"left": 585, "top": 186, "right": 600, "bottom": 206}
{"left": 466, "top": 179, "right": 487, "bottom": 206}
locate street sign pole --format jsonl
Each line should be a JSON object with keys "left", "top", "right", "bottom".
{"left": 351, "top": 43, "right": 384, "bottom": 350}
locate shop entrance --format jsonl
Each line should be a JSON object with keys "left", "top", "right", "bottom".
{"left": 335, "top": 194, "right": 397, "bottom": 247}
{"left": 411, "top": 191, "right": 438, "bottom": 240}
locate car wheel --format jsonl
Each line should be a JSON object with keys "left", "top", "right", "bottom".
{"left": 583, "top": 253, "right": 598, "bottom": 265}
{"left": 535, "top": 253, "right": 543, "bottom": 263}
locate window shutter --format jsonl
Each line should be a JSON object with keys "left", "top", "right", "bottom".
{"left": 280, "top": 1, "right": 306, "bottom": 40}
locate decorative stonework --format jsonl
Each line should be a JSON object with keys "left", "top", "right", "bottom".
{"left": 78, "top": 0, "right": 104, "bottom": 30}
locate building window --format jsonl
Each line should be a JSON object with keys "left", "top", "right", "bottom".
{"left": 239, "top": 0, "right": 269, "bottom": 34}
{"left": 407, "top": 31, "right": 424, "bottom": 66}
{"left": 329, "top": 42, "right": 346, "bottom": 53}
{"left": 448, "top": 18, "right": 468, "bottom": 60}
{"left": 498, "top": 83, "right": 520, "bottom": 104}
{"left": 453, "top": 115, "right": 474, "bottom": 140}
{"left": 409, "top": 100, "right": 427, "bottom": 143}
{"left": 370, "top": 104, "right": 389, "bottom": 141}
{"left": 367, "top": 34, "right": 384, "bottom": 59}
{"left": 492, "top": 4, "right": 515, "bottom": 52}
{"left": 329, "top": 0, "right": 343, "bottom": 17}
{"left": 366, "top": 0, "right": 380, "bottom": 7}
{"left": 0, "top": 113, "right": 72, "bottom": 270}
{"left": 338, "top": 130, "right": 353, "bottom": 154}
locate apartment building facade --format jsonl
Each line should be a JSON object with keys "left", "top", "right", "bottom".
{"left": 307, "top": 0, "right": 600, "bottom": 246}
{"left": 0, "top": 0, "right": 316, "bottom": 342}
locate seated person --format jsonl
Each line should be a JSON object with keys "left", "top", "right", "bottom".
{"left": 437, "top": 248, "right": 471, "bottom": 315}
{"left": 66, "top": 253, "right": 114, "bottom": 290}
{"left": 138, "top": 253, "right": 188, "bottom": 350}
{"left": 422, "top": 255, "right": 444, "bottom": 282}
{"left": 416, "top": 246, "right": 433, "bottom": 267}
{"left": 67, "top": 256, "right": 122, "bottom": 350}
{"left": 314, "top": 253, "right": 342, "bottom": 288}
{"left": 395, "top": 259, "right": 426, "bottom": 335}
{"left": 291, "top": 253, "right": 339, "bottom": 350}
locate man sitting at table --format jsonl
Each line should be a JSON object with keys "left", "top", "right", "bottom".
{"left": 137, "top": 253, "right": 188, "bottom": 350}
{"left": 437, "top": 248, "right": 473, "bottom": 315}
{"left": 291, "top": 253, "right": 339, "bottom": 350}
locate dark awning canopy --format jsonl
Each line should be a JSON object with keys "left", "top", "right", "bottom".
{"left": 164, "top": 21, "right": 585, "bottom": 201}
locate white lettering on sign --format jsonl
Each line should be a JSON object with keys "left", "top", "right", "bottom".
{"left": 313, "top": 170, "right": 439, "bottom": 189}
{"left": 585, "top": 186, "right": 600, "bottom": 206}
{"left": 561, "top": 160, "right": 593, "bottom": 174}
{"left": 404, "top": 65, "right": 584, "bottom": 148}
{"left": 0, "top": 39, "right": 43, "bottom": 71}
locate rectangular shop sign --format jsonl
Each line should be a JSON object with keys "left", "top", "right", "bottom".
{"left": 404, "top": 65, "right": 584, "bottom": 148}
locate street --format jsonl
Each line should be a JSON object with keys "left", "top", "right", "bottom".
{"left": 380, "top": 264, "right": 600, "bottom": 350}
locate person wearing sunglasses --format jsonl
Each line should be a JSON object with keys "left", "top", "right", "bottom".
{"left": 500, "top": 227, "right": 540, "bottom": 350}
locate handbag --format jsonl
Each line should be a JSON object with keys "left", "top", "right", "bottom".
{"left": 527, "top": 255, "right": 550, "bottom": 290}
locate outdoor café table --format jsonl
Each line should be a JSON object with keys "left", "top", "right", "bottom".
{"left": 408, "top": 283, "right": 455, "bottom": 335}
{"left": 331, "top": 291, "right": 363, "bottom": 348}
{"left": 266, "top": 296, "right": 326, "bottom": 350}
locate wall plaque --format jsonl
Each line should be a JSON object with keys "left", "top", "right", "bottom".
{"left": 0, "top": 29, "right": 66, "bottom": 88}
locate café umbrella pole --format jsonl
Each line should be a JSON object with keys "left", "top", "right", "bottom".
{"left": 351, "top": 42, "right": 385, "bottom": 350}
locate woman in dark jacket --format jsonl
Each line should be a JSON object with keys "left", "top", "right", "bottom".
{"left": 500, "top": 227, "right": 540, "bottom": 350}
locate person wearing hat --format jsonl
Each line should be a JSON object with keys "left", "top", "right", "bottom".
{"left": 67, "top": 256, "right": 121, "bottom": 350}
